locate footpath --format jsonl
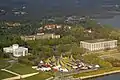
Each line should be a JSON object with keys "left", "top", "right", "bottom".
{"left": 1, "top": 69, "right": 20, "bottom": 76}
{"left": 1, "top": 68, "right": 39, "bottom": 80}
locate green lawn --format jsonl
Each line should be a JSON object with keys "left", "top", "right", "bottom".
{"left": 0, "top": 60, "right": 53, "bottom": 80}
{"left": 24, "top": 72, "right": 52, "bottom": 80}
{"left": 100, "top": 53, "right": 120, "bottom": 60}
{"left": 8, "top": 63, "right": 54, "bottom": 80}
{"left": 87, "top": 49, "right": 118, "bottom": 56}
{"left": 8, "top": 63, "right": 37, "bottom": 74}
{"left": 0, "top": 71, "right": 15, "bottom": 80}
{"left": 0, "top": 59, "right": 10, "bottom": 69}
{"left": 0, "top": 59, "right": 16, "bottom": 79}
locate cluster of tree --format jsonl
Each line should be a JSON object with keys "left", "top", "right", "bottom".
{"left": 0, "top": 20, "right": 42, "bottom": 58}
{"left": 105, "top": 58, "right": 120, "bottom": 67}
{"left": 18, "top": 55, "right": 36, "bottom": 65}
{"left": 83, "top": 54, "right": 112, "bottom": 68}
{"left": 0, "top": 51, "right": 10, "bottom": 58}
{"left": 18, "top": 19, "right": 120, "bottom": 65}
{"left": 1, "top": 19, "right": 120, "bottom": 66}
{"left": 0, "top": 20, "right": 42, "bottom": 35}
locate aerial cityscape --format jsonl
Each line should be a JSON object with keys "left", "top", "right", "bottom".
{"left": 1, "top": 0, "right": 120, "bottom": 80}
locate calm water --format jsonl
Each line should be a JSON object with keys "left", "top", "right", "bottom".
{"left": 93, "top": 73, "right": 120, "bottom": 80}
{"left": 0, "top": 0, "right": 120, "bottom": 20}
{"left": 96, "top": 15, "right": 120, "bottom": 28}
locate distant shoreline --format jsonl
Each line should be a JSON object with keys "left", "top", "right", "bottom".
{"left": 73, "top": 67, "right": 120, "bottom": 80}
{"left": 80, "top": 70, "right": 120, "bottom": 80}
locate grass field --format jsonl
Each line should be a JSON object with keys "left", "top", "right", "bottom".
{"left": 0, "top": 61, "right": 53, "bottom": 80}
{"left": 0, "top": 71, "right": 15, "bottom": 80}
{"left": 89, "top": 49, "right": 118, "bottom": 55}
{"left": 100, "top": 53, "right": 120, "bottom": 60}
{"left": 0, "top": 60, "right": 53, "bottom": 80}
{"left": 85, "top": 49, "right": 120, "bottom": 60}
{"left": 24, "top": 72, "right": 52, "bottom": 80}
{"left": 0, "top": 59, "right": 10, "bottom": 69}
{"left": 0, "top": 59, "right": 16, "bottom": 79}
{"left": 8, "top": 63, "right": 37, "bottom": 74}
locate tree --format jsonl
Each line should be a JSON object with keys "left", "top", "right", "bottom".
{"left": 117, "top": 46, "right": 120, "bottom": 52}
{"left": 71, "top": 44, "right": 86, "bottom": 59}
{"left": 60, "top": 35, "right": 76, "bottom": 44}
{"left": 83, "top": 54, "right": 112, "bottom": 68}
{"left": 58, "top": 44, "right": 71, "bottom": 53}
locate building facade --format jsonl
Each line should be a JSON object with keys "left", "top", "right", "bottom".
{"left": 21, "top": 33, "right": 60, "bottom": 41}
{"left": 44, "top": 24, "right": 62, "bottom": 30}
{"left": 80, "top": 39, "right": 117, "bottom": 51}
{"left": 3, "top": 44, "right": 28, "bottom": 57}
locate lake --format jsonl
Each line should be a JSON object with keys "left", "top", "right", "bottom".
{"left": 92, "top": 73, "right": 120, "bottom": 80}
{"left": 1, "top": 0, "right": 120, "bottom": 20}
{"left": 96, "top": 15, "right": 120, "bottom": 28}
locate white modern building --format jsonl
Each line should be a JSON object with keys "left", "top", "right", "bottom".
{"left": 80, "top": 39, "right": 117, "bottom": 51}
{"left": 3, "top": 44, "right": 28, "bottom": 57}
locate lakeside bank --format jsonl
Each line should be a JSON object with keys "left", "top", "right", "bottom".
{"left": 73, "top": 67, "right": 120, "bottom": 80}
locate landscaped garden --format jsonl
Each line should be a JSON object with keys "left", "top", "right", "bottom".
{"left": 100, "top": 53, "right": 120, "bottom": 60}
{"left": 0, "top": 59, "right": 16, "bottom": 79}
{"left": 0, "top": 59, "right": 10, "bottom": 69}
{"left": 0, "top": 71, "right": 15, "bottom": 80}
{"left": 8, "top": 63, "right": 37, "bottom": 74}
{"left": 24, "top": 72, "right": 53, "bottom": 80}
{"left": 0, "top": 59, "right": 53, "bottom": 80}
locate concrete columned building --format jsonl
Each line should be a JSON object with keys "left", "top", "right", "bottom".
{"left": 3, "top": 44, "right": 28, "bottom": 57}
{"left": 21, "top": 33, "right": 60, "bottom": 41}
{"left": 80, "top": 39, "right": 117, "bottom": 51}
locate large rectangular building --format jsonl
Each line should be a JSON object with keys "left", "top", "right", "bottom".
{"left": 80, "top": 39, "right": 117, "bottom": 51}
{"left": 21, "top": 33, "right": 60, "bottom": 41}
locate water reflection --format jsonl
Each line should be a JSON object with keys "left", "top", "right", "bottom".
{"left": 89, "top": 73, "right": 120, "bottom": 80}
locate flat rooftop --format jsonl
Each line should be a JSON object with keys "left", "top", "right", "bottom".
{"left": 83, "top": 39, "right": 117, "bottom": 43}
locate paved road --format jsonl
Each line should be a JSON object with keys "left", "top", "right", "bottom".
{"left": 63, "top": 69, "right": 97, "bottom": 77}
{"left": 52, "top": 69, "right": 97, "bottom": 80}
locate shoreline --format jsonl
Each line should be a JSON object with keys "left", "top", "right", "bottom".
{"left": 81, "top": 70, "right": 120, "bottom": 80}
{"left": 73, "top": 68, "right": 120, "bottom": 80}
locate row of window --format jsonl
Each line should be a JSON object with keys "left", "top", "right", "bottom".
{"left": 81, "top": 42, "right": 117, "bottom": 49}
